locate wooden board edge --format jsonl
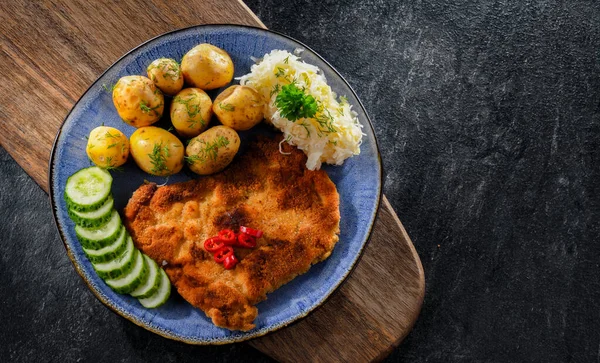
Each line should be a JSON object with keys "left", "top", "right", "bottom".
{"left": 373, "top": 195, "right": 425, "bottom": 361}
{"left": 237, "top": 0, "right": 267, "bottom": 29}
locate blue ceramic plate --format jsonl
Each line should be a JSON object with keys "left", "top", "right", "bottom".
{"left": 49, "top": 25, "right": 381, "bottom": 344}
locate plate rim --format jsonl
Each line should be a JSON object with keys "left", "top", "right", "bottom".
{"left": 48, "top": 23, "right": 383, "bottom": 344}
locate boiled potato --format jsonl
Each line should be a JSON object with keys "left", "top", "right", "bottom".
{"left": 181, "top": 44, "right": 234, "bottom": 90}
{"left": 129, "top": 127, "right": 184, "bottom": 176}
{"left": 112, "top": 75, "right": 164, "bottom": 127}
{"left": 185, "top": 126, "right": 240, "bottom": 175}
{"left": 170, "top": 88, "right": 213, "bottom": 138}
{"left": 212, "top": 85, "right": 265, "bottom": 131}
{"left": 146, "top": 58, "right": 184, "bottom": 96}
{"left": 86, "top": 126, "right": 129, "bottom": 169}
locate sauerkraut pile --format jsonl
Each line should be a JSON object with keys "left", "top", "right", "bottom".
{"left": 239, "top": 50, "right": 363, "bottom": 170}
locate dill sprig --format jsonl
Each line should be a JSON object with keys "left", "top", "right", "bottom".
{"left": 140, "top": 100, "right": 162, "bottom": 115}
{"left": 103, "top": 157, "right": 124, "bottom": 172}
{"left": 219, "top": 103, "right": 235, "bottom": 112}
{"left": 185, "top": 136, "right": 230, "bottom": 164}
{"left": 148, "top": 142, "right": 171, "bottom": 174}
{"left": 315, "top": 108, "right": 338, "bottom": 134}
{"left": 275, "top": 83, "right": 318, "bottom": 121}
{"left": 174, "top": 94, "right": 204, "bottom": 128}
{"left": 147, "top": 59, "right": 180, "bottom": 81}
{"left": 270, "top": 84, "right": 281, "bottom": 98}
{"left": 102, "top": 83, "right": 116, "bottom": 92}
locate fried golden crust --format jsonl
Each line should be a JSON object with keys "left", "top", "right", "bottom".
{"left": 124, "top": 137, "right": 340, "bottom": 331}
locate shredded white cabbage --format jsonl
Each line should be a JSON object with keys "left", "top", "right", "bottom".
{"left": 238, "top": 50, "right": 363, "bottom": 170}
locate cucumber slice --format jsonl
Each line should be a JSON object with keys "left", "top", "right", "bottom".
{"left": 68, "top": 196, "right": 114, "bottom": 228}
{"left": 92, "top": 235, "right": 136, "bottom": 279}
{"left": 75, "top": 210, "right": 122, "bottom": 249}
{"left": 64, "top": 167, "right": 112, "bottom": 212}
{"left": 138, "top": 268, "right": 171, "bottom": 309}
{"left": 105, "top": 250, "right": 148, "bottom": 294}
{"left": 130, "top": 255, "right": 161, "bottom": 298}
{"left": 83, "top": 226, "right": 127, "bottom": 263}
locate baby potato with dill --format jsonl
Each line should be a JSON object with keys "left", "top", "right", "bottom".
{"left": 212, "top": 85, "right": 265, "bottom": 131}
{"left": 86, "top": 126, "right": 129, "bottom": 169}
{"left": 185, "top": 125, "right": 240, "bottom": 175}
{"left": 112, "top": 75, "right": 164, "bottom": 127}
{"left": 180, "top": 43, "right": 234, "bottom": 90}
{"left": 146, "top": 58, "right": 184, "bottom": 96}
{"left": 170, "top": 88, "right": 213, "bottom": 138}
{"left": 129, "top": 126, "right": 184, "bottom": 176}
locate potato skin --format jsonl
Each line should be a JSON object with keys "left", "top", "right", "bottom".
{"left": 86, "top": 126, "right": 129, "bottom": 168}
{"left": 112, "top": 75, "right": 164, "bottom": 127}
{"left": 181, "top": 44, "right": 234, "bottom": 90}
{"left": 213, "top": 85, "right": 265, "bottom": 131}
{"left": 146, "top": 58, "right": 184, "bottom": 96}
{"left": 129, "top": 127, "right": 184, "bottom": 176}
{"left": 185, "top": 126, "right": 240, "bottom": 175}
{"left": 170, "top": 88, "right": 213, "bottom": 138}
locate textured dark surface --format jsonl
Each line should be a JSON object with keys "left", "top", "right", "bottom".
{"left": 1, "top": 0, "right": 600, "bottom": 362}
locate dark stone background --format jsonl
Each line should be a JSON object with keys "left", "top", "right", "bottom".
{"left": 1, "top": 0, "right": 599, "bottom": 362}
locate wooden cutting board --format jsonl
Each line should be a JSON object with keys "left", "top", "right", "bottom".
{"left": 0, "top": 1, "right": 425, "bottom": 361}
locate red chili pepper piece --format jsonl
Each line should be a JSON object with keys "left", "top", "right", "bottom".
{"left": 237, "top": 233, "right": 256, "bottom": 248}
{"left": 223, "top": 254, "right": 239, "bottom": 270}
{"left": 239, "top": 226, "right": 263, "bottom": 238}
{"left": 218, "top": 229, "right": 237, "bottom": 245}
{"left": 204, "top": 237, "right": 224, "bottom": 252}
{"left": 213, "top": 246, "right": 234, "bottom": 263}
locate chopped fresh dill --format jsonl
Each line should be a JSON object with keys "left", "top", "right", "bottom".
{"left": 301, "top": 73, "right": 311, "bottom": 87}
{"left": 104, "top": 131, "right": 118, "bottom": 139}
{"left": 104, "top": 157, "right": 124, "bottom": 172}
{"left": 102, "top": 83, "right": 116, "bottom": 92}
{"left": 106, "top": 143, "right": 118, "bottom": 149}
{"left": 147, "top": 59, "right": 180, "bottom": 81}
{"left": 184, "top": 154, "right": 201, "bottom": 164}
{"left": 140, "top": 100, "right": 161, "bottom": 115}
{"left": 283, "top": 56, "right": 289, "bottom": 64}
{"left": 270, "top": 84, "right": 281, "bottom": 98}
{"left": 185, "top": 136, "right": 230, "bottom": 164}
{"left": 148, "top": 142, "right": 171, "bottom": 174}
{"left": 274, "top": 67, "right": 286, "bottom": 78}
{"left": 299, "top": 121, "right": 311, "bottom": 137}
{"left": 174, "top": 94, "right": 205, "bottom": 127}
{"left": 219, "top": 103, "right": 235, "bottom": 112}
{"left": 315, "top": 108, "right": 338, "bottom": 134}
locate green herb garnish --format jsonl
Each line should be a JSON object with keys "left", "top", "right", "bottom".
{"left": 104, "top": 157, "right": 124, "bottom": 172}
{"left": 174, "top": 94, "right": 205, "bottom": 128}
{"left": 148, "top": 142, "right": 171, "bottom": 174}
{"left": 219, "top": 103, "right": 235, "bottom": 112}
{"left": 275, "top": 83, "right": 318, "bottom": 121}
{"left": 147, "top": 59, "right": 180, "bottom": 81}
{"left": 102, "top": 83, "right": 116, "bottom": 92}
{"left": 140, "top": 100, "right": 161, "bottom": 115}
{"left": 270, "top": 84, "right": 281, "bottom": 98}
{"left": 185, "top": 136, "right": 230, "bottom": 164}
{"left": 315, "top": 108, "right": 337, "bottom": 134}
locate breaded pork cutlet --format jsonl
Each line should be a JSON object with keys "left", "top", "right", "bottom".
{"left": 123, "top": 137, "right": 340, "bottom": 331}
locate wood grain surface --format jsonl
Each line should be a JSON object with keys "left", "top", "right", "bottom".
{"left": 0, "top": 1, "right": 425, "bottom": 361}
